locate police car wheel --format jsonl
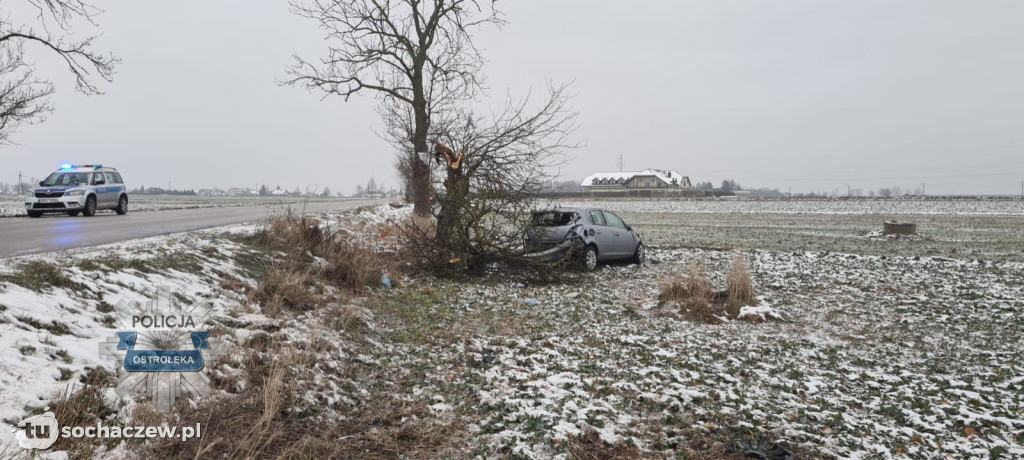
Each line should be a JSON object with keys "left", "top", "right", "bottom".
{"left": 115, "top": 195, "right": 128, "bottom": 215}
{"left": 83, "top": 196, "right": 96, "bottom": 217}
{"left": 27, "top": 211, "right": 42, "bottom": 218}
{"left": 67, "top": 211, "right": 80, "bottom": 217}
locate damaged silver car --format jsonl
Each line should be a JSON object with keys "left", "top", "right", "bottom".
{"left": 523, "top": 207, "right": 645, "bottom": 270}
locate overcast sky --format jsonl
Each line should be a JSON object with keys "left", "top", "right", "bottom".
{"left": 3, "top": 1, "right": 1023, "bottom": 195}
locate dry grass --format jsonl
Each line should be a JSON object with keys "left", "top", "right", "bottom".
{"left": 227, "top": 362, "right": 288, "bottom": 458}
{"left": 658, "top": 261, "right": 720, "bottom": 323}
{"left": 659, "top": 255, "right": 756, "bottom": 323}
{"left": 124, "top": 213, "right": 461, "bottom": 458}
{"left": 726, "top": 254, "right": 756, "bottom": 317}
{"left": 136, "top": 335, "right": 459, "bottom": 460}
{"left": 247, "top": 264, "right": 319, "bottom": 317}
{"left": 48, "top": 368, "right": 116, "bottom": 457}
{"left": 0, "top": 260, "right": 87, "bottom": 292}
{"left": 132, "top": 343, "right": 296, "bottom": 459}
{"left": 567, "top": 429, "right": 649, "bottom": 459}
{"left": 243, "top": 213, "right": 408, "bottom": 317}
{"left": 320, "top": 300, "right": 375, "bottom": 332}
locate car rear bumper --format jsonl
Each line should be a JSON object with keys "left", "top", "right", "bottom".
{"left": 522, "top": 239, "right": 581, "bottom": 263}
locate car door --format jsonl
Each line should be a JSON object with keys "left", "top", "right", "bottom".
{"left": 601, "top": 211, "right": 631, "bottom": 258}
{"left": 91, "top": 172, "right": 112, "bottom": 207}
{"left": 587, "top": 210, "right": 617, "bottom": 260}
{"left": 105, "top": 172, "right": 122, "bottom": 207}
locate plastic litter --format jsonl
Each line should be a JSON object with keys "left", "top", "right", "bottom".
{"left": 381, "top": 272, "right": 392, "bottom": 289}
{"left": 523, "top": 298, "right": 539, "bottom": 306}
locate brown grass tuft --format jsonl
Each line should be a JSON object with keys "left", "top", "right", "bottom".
{"left": 659, "top": 255, "right": 757, "bottom": 323}
{"left": 726, "top": 254, "right": 756, "bottom": 317}
{"left": 228, "top": 361, "right": 289, "bottom": 458}
{"left": 659, "top": 262, "right": 721, "bottom": 323}
{"left": 248, "top": 264, "right": 319, "bottom": 317}
{"left": 48, "top": 368, "right": 116, "bottom": 455}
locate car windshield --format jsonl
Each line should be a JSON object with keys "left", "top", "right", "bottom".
{"left": 532, "top": 211, "right": 578, "bottom": 227}
{"left": 41, "top": 172, "right": 90, "bottom": 187}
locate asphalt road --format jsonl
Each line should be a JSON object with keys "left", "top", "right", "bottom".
{"left": 0, "top": 199, "right": 384, "bottom": 259}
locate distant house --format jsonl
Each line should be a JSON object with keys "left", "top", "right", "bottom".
{"left": 227, "top": 187, "right": 254, "bottom": 196}
{"left": 581, "top": 169, "right": 691, "bottom": 191}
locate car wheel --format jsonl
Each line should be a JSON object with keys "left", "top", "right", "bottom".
{"left": 82, "top": 196, "right": 96, "bottom": 217}
{"left": 67, "top": 211, "right": 80, "bottom": 217}
{"left": 27, "top": 210, "right": 42, "bottom": 218}
{"left": 632, "top": 243, "right": 646, "bottom": 265}
{"left": 115, "top": 195, "right": 128, "bottom": 215}
{"left": 581, "top": 245, "right": 598, "bottom": 271}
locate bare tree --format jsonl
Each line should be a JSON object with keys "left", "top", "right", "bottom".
{"left": 398, "top": 83, "right": 579, "bottom": 271}
{"left": 0, "top": 0, "right": 117, "bottom": 144}
{"left": 284, "top": 0, "right": 503, "bottom": 217}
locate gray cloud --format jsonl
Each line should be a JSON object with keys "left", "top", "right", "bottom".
{"left": 4, "top": 1, "right": 1022, "bottom": 195}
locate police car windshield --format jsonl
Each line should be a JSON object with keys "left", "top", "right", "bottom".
{"left": 41, "top": 172, "right": 90, "bottom": 187}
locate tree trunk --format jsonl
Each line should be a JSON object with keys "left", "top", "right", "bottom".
{"left": 410, "top": 75, "right": 431, "bottom": 217}
{"left": 437, "top": 165, "right": 469, "bottom": 259}
{"left": 410, "top": 155, "right": 430, "bottom": 217}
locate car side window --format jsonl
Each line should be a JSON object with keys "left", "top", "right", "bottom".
{"left": 91, "top": 173, "right": 104, "bottom": 185}
{"left": 112, "top": 172, "right": 123, "bottom": 184}
{"left": 603, "top": 211, "right": 627, "bottom": 229}
{"left": 105, "top": 172, "right": 117, "bottom": 184}
{"left": 588, "top": 210, "right": 606, "bottom": 226}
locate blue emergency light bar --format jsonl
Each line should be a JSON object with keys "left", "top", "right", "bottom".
{"left": 60, "top": 164, "right": 102, "bottom": 169}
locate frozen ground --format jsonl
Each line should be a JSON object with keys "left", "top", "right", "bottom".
{"left": 557, "top": 197, "right": 1024, "bottom": 216}
{"left": 0, "top": 194, "right": 355, "bottom": 217}
{"left": 0, "top": 201, "right": 1021, "bottom": 459}
{"left": 555, "top": 198, "right": 1024, "bottom": 263}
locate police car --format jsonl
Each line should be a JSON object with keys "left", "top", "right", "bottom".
{"left": 24, "top": 164, "right": 129, "bottom": 218}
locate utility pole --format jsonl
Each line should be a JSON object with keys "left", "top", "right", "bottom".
{"left": 847, "top": 184, "right": 851, "bottom": 197}
{"left": 18, "top": 171, "right": 22, "bottom": 194}
{"left": 921, "top": 182, "right": 926, "bottom": 196}
{"left": 616, "top": 154, "right": 624, "bottom": 172}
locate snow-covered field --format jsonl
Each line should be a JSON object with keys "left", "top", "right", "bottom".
{"left": 558, "top": 197, "right": 1024, "bottom": 216}
{"left": 1, "top": 201, "right": 1022, "bottom": 458}
{"left": 0, "top": 194, "right": 354, "bottom": 217}
{"left": 557, "top": 199, "right": 1024, "bottom": 263}
{"left": 439, "top": 251, "right": 1023, "bottom": 458}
